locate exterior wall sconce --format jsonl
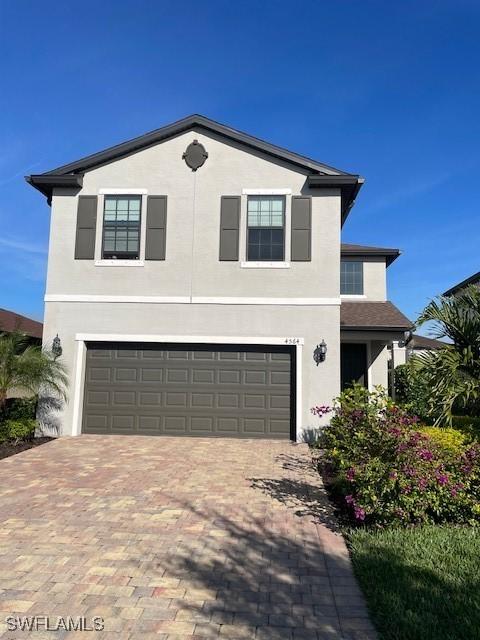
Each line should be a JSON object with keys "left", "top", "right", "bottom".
{"left": 313, "top": 340, "right": 327, "bottom": 365}
{"left": 52, "top": 334, "right": 63, "bottom": 360}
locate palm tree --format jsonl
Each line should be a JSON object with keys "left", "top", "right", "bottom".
{"left": 415, "top": 284, "right": 480, "bottom": 424}
{"left": 0, "top": 330, "right": 68, "bottom": 413}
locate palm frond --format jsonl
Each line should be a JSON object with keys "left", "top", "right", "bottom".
{"left": 0, "top": 331, "right": 68, "bottom": 406}
{"left": 414, "top": 287, "right": 480, "bottom": 424}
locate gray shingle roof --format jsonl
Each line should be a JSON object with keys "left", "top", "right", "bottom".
{"left": 0, "top": 309, "right": 43, "bottom": 339}
{"left": 341, "top": 243, "right": 400, "bottom": 266}
{"left": 341, "top": 301, "right": 412, "bottom": 331}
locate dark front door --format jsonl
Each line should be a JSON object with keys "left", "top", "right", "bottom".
{"left": 82, "top": 342, "right": 294, "bottom": 439}
{"left": 341, "top": 343, "right": 367, "bottom": 390}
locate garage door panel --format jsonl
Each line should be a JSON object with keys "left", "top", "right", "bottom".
{"left": 165, "top": 416, "right": 187, "bottom": 432}
{"left": 139, "top": 392, "right": 161, "bottom": 406}
{"left": 82, "top": 343, "right": 293, "bottom": 439}
{"left": 86, "top": 391, "right": 110, "bottom": 406}
{"left": 88, "top": 367, "right": 111, "bottom": 382}
{"left": 138, "top": 416, "right": 161, "bottom": 431}
{"left": 193, "top": 369, "right": 215, "bottom": 384}
{"left": 115, "top": 368, "right": 137, "bottom": 382}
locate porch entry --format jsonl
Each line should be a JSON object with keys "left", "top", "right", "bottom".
{"left": 341, "top": 343, "right": 368, "bottom": 390}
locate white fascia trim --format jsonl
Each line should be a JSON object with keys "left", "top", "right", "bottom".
{"left": 240, "top": 261, "right": 290, "bottom": 269}
{"left": 94, "top": 260, "right": 145, "bottom": 267}
{"left": 71, "top": 341, "right": 86, "bottom": 437}
{"left": 192, "top": 297, "right": 340, "bottom": 305}
{"left": 45, "top": 294, "right": 341, "bottom": 306}
{"left": 242, "top": 188, "right": 292, "bottom": 195}
{"left": 71, "top": 334, "right": 304, "bottom": 440}
{"left": 341, "top": 294, "right": 367, "bottom": 299}
{"left": 76, "top": 333, "right": 305, "bottom": 345}
{"left": 99, "top": 188, "right": 148, "bottom": 195}
{"left": 45, "top": 295, "right": 190, "bottom": 304}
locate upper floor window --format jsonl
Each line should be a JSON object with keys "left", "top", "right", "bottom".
{"left": 341, "top": 260, "right": 363, "bottom": 294}
{"left": 247, "top": 196, "right": 285, "bottom": 261}
{"left": 102, "top": 196, "right": 141, "bottom": 260}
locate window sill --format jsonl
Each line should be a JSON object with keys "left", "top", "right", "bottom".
{"left": 94, "top": 260, "right": 145, "bottom": 267}
{"left": 240, "top": 261, "right": 290, "bottom": 269}
{"left": 341, "top": 294, "right": 366, "bottom": 299}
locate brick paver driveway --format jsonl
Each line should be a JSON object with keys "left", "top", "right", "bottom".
{"left": 0, "top": 437, "right": 376, "bottom": 640}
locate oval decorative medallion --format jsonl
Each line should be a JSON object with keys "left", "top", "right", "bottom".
{"left": 182, "top": 139, "right": 208, "bottom": 171}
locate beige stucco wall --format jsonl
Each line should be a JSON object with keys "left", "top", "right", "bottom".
{"left": 369, "top": 341, "right": 389, "bottom": 388}
{"left": 42, "top": 129, "right": 343, "bottom": 440}
{"left": 47, "top": 129, "right": 340, "bottom": 299}
{"left": 43, "top": 301, "right": 340, "bottom": 440}
{"left": 341, "top": 256, "right": 387, "bottom": 301}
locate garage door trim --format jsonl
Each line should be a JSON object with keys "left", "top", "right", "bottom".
{"left": 72, "top": 334, "right": 303, "bottom": 440}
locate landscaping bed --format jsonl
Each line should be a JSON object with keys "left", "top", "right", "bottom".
{"left": 0, "top": 397, "right": 53, "bottom": 460}
{"left": 0, "top": 436, "right": 53, "bottom": 460}
{"left": 348, "top": 525, "right": 480, "bottom": 640}
{"left": 312, "top": 384, "right": 480, "bottom": 640}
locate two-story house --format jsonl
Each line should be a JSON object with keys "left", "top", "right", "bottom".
{"left": 27, "top": 115, "right": 411, "bottom": 441}
{"left": 444, "top": 271, "right": 480, "bottom": 296}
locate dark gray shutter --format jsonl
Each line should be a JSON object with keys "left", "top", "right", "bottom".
{"left": 291, "top": 196, "right": 311, "bottom": 261}
{"left": 145, "top": 196, "right": 167, "bottom": 260}
{"left": 75, "top": 196, "right": 97, "bottom": 260}
{"left": 219, "top": 196, "right": 240, "bottom": 261}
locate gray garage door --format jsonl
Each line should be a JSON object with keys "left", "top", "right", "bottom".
{"left": 82, "top": 343, "right": 294, "bottom": 439}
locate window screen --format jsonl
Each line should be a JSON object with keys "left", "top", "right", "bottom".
{"left": 102, "top": 196, "right": 141, "bottom": 259}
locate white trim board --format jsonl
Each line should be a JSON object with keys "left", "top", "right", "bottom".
{"left": 99, "top": 188, "right": 148, "bottom": 194}
{"left": 94, "top": 260, "right": 145, "bottom": 267}
{"left": 45, "top": 294, "right": 340, "bottom": 306}
{"left": 242, "top": 188, "right": 292, "bottom": 195}
{"left": 192, "top": 297, "right": 339, "bottom": 305}
{"left": 45, "top": 295, "right": 191, "bottom": 304}
{"left": 71, "top": 334, "right": 304, "bottom": 441}
{"left": 76, "top": 333, "right": 305, "bottom": 345}
{"left": 240, "top": 262, "right": 290, "bottom": 269}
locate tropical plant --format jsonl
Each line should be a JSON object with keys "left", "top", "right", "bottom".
{"left": 314, "top": 385, "right": 480, "bottom": 526}
{"left": 415, "top": 284, "right": 480, "bottom": 424}
{"left": 0, "top": 418, "right": 37, "bottom": 443}
{"left": 394, "top": 361, "right": 432, "bottom": 421}
{"left": 0, "top": 330, "right": 68, "bottom": 413}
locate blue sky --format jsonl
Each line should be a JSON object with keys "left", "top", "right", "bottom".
{"left": 1, "top": 1, "right": 479, "bottom": 327}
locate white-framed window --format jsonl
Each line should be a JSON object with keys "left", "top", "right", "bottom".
{"left": 341, "top": 260, "right": 364, "bottom": 294}
{"left": 246, "top": 196, "right": 285, "bottom": 261}
{"left": 102, "top": 195, "right": 142, "bottom": 260}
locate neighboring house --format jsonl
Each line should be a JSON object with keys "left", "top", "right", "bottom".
{"left": 0, "top": 308, "right": 43, "bottom": 344}
{"left": 26, "top": 114, "right": 411, "bottom": 441}
{"left": 404, "top": 333, "right": 445, "bottom": 359}
{"left": 0, "top": 308, "right": 43, "bottom": 400}
{"left": 444, "top": 271, "right": 480, "bottom": 297}
{"left": 387, "top": 333, "right": 446, "bottom": 389}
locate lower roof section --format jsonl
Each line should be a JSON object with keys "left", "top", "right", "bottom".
{"left": 0, "top": 308, "right": 43, "bottom": 339}
{"left": 341, "top": 243, "right": 401, "bottom": 266}
{"left": 341, "top": 301, "right": 412, "bottom": 332}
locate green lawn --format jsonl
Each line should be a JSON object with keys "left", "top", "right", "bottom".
{"left": 348, "top": 525, "right": 480, "bottom": 640}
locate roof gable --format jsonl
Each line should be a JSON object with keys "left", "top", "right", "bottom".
{"left": 0, "top": 309, "right": 43, "bottom": 339}
{"left": 26, "top": 114, "right": 364, "bottom": 221}
{"left": 341, "top": 243, "right": 401, "bottom": 266}
{"left": 443, "top": 271, "right": 480, "bottom": 296}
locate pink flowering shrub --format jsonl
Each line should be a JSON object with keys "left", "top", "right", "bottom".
{"left": 315, "top": 385, "right": 480, "bottom": 526}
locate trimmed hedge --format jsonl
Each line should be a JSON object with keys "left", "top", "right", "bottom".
{"left": 0, "top": 419, "right": 36, "bottom": 443}
{"left": 420, "top": 426, "right": 467, "bottom": 457}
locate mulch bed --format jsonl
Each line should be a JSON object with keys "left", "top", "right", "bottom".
{"left": 0, "top": 437, "right": 54, "bottom": 461}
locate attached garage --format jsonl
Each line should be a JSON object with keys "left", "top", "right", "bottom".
{"left": 82, "top": 342, "right": 295, "bottom": 439}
